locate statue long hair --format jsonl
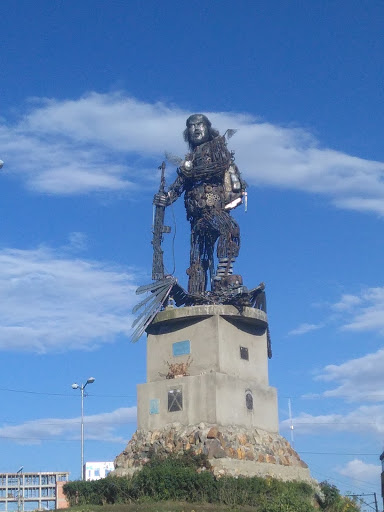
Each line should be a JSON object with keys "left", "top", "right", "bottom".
{"left": 183, "top": 114, "right": 220, "bottom": 150}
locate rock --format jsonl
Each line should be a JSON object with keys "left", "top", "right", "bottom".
{"left": 206, "top": 439, "right": 226, "bottom": 458}
{"left": 226, "top": 447, "right": 237, "bottom": 458}
{"left": 237, "top": 433, "right": 247, "bottom": 445}
{"left": 150, "top": 431, "right": 159, "bottom": 443}
{"left": 113, "top": 424, "right": 310, "bottom": 480}
{"left": 207, "top": 426, "right": 219, "bottom": 438}
{"left": 245, "top": 451, "right": 254, "bottom": 461}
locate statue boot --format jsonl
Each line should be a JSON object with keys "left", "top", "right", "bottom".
{"left": 213, "top": 257, "right": 243, "bottom": 293}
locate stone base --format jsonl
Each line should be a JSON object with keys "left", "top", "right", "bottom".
{"left": 114, "top": 422, "right": 313, "bottom": 484}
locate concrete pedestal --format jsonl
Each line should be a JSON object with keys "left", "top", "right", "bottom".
{"left": 115, "top": 305, "right": 311, "bottom": 482}
{"left": 139, "top": 305, "right": 278, "bottom": 433}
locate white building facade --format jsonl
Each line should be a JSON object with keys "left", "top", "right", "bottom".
{"left": 84, "top": 462, "right": 114, "bottom": 481}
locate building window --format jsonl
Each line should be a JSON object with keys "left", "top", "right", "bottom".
{"left": 240, "top": 346, "right": 249, "bottom": 360}
{"left": 168, "top": 389, "right": 183, "bottom": 412}
{"left": 245, "top": 390, "right": 253, "bottom": 411}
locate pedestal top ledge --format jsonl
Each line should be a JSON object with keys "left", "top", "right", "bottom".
{"left": 149, "top": 304, "right": 268, "bottom": 328}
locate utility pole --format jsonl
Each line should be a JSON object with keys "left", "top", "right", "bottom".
{"left": 347, "top": 492, "right": 378, "bottom": 512}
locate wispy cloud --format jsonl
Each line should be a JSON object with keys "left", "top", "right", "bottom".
{"left": 339, "top": 287, "right": 384, "bottom": 334}
{"left": 288, "top": 322, "right": 323, "bottom": 336}
{"left": 337, "top": 459, "right": 381, "bottom": 485}
{"left": 332, "top": 294, "right": 362, "bottom": 312}
{"left": 0, "top": 407, "right": 136, "bottom": 445}
{"left": 316, "top": 348, "right": 384, "bottom": 402}
{"left": 0, "top": 245, "right": 138, "bottom": 353}
{"left": 1, "top": 92, "right": 384, "bottom": 215}
{"left": 281, "top": 404, "right": 384, "bottom": 436}
{"left": 65, "top": 232, "right": 88, "bottom": 252}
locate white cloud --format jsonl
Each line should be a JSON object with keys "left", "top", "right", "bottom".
{"left": 303, "top": 287, "right": 384, "bottom": 402}
{"left": 1, "top": 92, "right": 384, "bottom": 215}
{"left": 288, "top": 322, "right": 323, "bottom": 336}
{"left": 338, "top": 459, "right": 381, "bottom": 484}
{"left": 316, "top": 348, "right": 384, "bottom": 402}
{"left": 332, "top": 294, "right": 362, "bottom": 312}
{"left": 0, "top": 245, "right": 138, "bottom": 353}
{"left": 339, "top": 287, "right": 384, "bottom": 334}
{"left": 0, "top": 407, "right": 136, "bottom": 445}
{"left": 281, "top": 404, "right": 384, "bottom": 436}
{"left": 65, "top": 232, "right": 88, "bottom": 252}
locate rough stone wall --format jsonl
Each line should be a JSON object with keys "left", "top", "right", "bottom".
{"left": 114, "top": 422, "right": 311, "bottom": 483}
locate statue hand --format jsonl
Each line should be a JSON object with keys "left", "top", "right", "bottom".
{"left": 153, "top": 193, "right": 168, "bottom": 207}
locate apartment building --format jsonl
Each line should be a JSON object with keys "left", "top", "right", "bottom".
{"left": 0, "top": 471, "right": 69, "bottom": 511}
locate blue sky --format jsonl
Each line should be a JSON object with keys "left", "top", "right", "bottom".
{"left": 1, "top": 0, "right": 384, "bottom": 504}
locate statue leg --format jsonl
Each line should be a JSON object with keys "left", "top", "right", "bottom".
{"left": 215, "top": 212, "right": 240, "bottom": 278}
{"left": 187, "top": 216, "right": 218, "bottom": 294}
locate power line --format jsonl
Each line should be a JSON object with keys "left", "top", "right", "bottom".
{"left": 0, "top": 386, "right": 136, "bottom": 398}
{"left": 300, "top": 451, "right": 378, "bottom": 456}
{"left": 310, "top": 463, "right": 378, "bottom": 495}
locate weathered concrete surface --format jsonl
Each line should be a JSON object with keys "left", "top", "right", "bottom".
{"left": 137, "top": 372, "right": 278, "bottom": 432}
{"left": 146, "top": 305, "right": 268, "bottom": 384}
{"left": 150, "top": 304, "right": 268, "bottom": 326}
{"left": 114, "top": 423, "right": 312, "bottom": 484}
{"left": 142, "top": 305, "right": 275, "bottom": 432}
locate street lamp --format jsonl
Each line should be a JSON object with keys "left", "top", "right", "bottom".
{"left": 71, "top": 377, "right": 95, "bottom": 480}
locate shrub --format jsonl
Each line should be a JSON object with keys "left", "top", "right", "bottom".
{"left": 63, "top": 454, "right": 360, "bottom": 511}
{"left": 319, "top": 481, "right": 361, "bottom": 512}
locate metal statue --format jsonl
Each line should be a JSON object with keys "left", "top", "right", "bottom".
{"left": 154, "top": 114, "right": 247, "bottom": 295}
{"left": 131, "top": 114, "right": 271, "bottom": 356}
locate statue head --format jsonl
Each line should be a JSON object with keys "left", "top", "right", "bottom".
{"left": 183, "top": 114, "right": 219, "bottom": 149}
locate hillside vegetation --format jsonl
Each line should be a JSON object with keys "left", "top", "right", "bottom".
{"left": 63, "top": 453, "right": 361, "bottom": 512}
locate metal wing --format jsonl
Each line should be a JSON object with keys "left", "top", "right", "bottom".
{"left": 165, "top": 151, "right": 183, "bottom": 167}
{"left": 131, "top": 277, "right": 177, "bottom": 342}
{"left": 224, "top": 129, "right": 237, "bottom": 140}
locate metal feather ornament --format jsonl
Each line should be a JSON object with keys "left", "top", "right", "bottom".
{"left": 131, "top": 276, "right": 176, "bottom": 342}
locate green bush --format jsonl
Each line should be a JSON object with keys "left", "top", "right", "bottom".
{"left": 215, "top": 475, "right": 315, "bottom": 511}
{"left": 63, "top": 454, "right": 360, "bottom": 511}
{"left": 319, "top": 481, "right": 361, "bottom": 512}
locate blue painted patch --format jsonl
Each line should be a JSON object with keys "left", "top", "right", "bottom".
{"left": 149, "top": 398, "right": 159, "bottom": 414}
{"left": 173, "top": 340, "right": 191, "bottom": 356}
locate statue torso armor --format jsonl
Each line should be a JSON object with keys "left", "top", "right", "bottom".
{"left": 177, "top": 136, "right": 243, "bottom": 221}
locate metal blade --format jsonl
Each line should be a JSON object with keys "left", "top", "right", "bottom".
{"left": 136, "top": 277, "right": 172, "bottom": 295}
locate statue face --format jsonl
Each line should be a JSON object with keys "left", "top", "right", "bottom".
{"left": 187, "top": 118, "right": 210, "bottom": 147}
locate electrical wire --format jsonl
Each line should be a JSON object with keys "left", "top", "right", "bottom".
{"left": 0, "top": 387, "right": 136, "bottom": 398}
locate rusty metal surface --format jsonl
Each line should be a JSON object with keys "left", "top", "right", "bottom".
{"left": 131, "top": 115, "right": 272, "bottom": 356}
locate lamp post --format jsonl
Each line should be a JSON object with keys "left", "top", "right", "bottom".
{"left": 72, "top": 377, "right": 95, "bottom": 480}
{"left": 17, "top": 466, "right": 23, "bottom": 512}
